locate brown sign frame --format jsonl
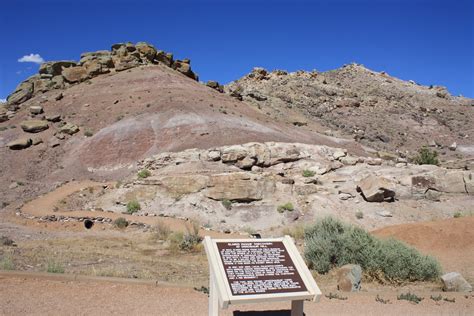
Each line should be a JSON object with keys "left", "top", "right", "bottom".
{"left": 204, "top": 236, "right": 322, "bottom": 311}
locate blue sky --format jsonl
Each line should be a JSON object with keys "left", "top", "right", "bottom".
{"left": 1, "top": 0, "right": 473, "bottom": 101}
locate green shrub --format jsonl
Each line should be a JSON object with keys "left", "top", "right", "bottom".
{"left": 221, "top": 199, "right": 232, "bottom": 210}
{"left": 137, "top": 169, "right": 151, "bottom": 179}
{"left": 47, "top": 260, "right": 65, "bottom": 273}
{"left": 302, "top": 169, "right": 316, "bottom": 177}
{"left": 114, "top": 217, "right": 129, "bottom": 228}
{"left": 304, "top": 217, "right": 441, "bottom": 282}
{"left": 84, "top": 130, "right": 93, "bottom": 137}
{"left": 277, "top": 202, "right": 294, "bottom": 213}
{"left": 126, "top": 200, "right": 141, "bottom": 214}
{"left": 397, "top": 292, "right": 423, "bottom": 304}
{"left": 0, "top": 256, "right": 15, "bottom": 270}
{"left": 355, "top": 211, "right": 364, "bottom": 219}
{"left": 413, "top": 147, "right": 439, "bottom": 165}
{"left": 453, "top": 211, "right": 463, "bottom": 218}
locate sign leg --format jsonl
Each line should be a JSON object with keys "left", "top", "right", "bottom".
{"left": 209, "top": 272, "right": 219, "bottom": 316}
{"left": 291, "top": 300, "right": 304, "bottom": 316}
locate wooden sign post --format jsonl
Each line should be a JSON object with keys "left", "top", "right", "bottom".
{"left": 204, "top": 236, "right": 322, "bottom": 316}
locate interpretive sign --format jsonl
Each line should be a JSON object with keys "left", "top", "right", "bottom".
{"left": 204, "top": 236, "right": 321, "bottom": 316}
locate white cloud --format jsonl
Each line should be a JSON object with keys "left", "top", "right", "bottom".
{"left": 18, "top": 53, "right": 44, "bottom": 64}
{"left": 0, "top": 98, "right": 6, "bottom": 103}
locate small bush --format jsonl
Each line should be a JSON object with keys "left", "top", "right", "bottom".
{"left": 153, "top": 220, "right": 171, "bottom": 240}
{"left": 114, "top": 217, "right": 129, "bottom": 229}
{"left": 325, "top": 292, "right": 347, "bottom": 300}
{"left": 397, "top": 292, "right": 423, "bottom": 304}
{"left": 137, "top": 169, "right": 151, "bottom": 179}
{"left": 304, "top": 217, "right": 441, "bottom": 282}
{"left": 430, "top": 294, "right": 442, "bottom": 302}
{"left": 47, "top": 260, "right": 65, "bottom": 273}
{"left": 413, "top": 147, "right": 439, "bottom": 165}
{"left": 0, "top": 256, "right": 15, "bottom": 270}
{"left": 126, "top": 200, "right": 141, "bottom": 214}
{"left": 277, "top": 202, "right": 294, "bottom": 213}
{"left": 84, "top": 130, "right": 93, "bottom": 137}
{"left": 221, "top": 199, "right": 232, "bottom": 210}
{"left": 453, "top": 211, "right": 463, "bottom": 218}
{"left": 375, "top": 295, "right": 391, "bottom": 304}
{"left": 282, "top": 224, "right": 306, "bottom": 240}
{"left": 355, "top": 211, "right": 364, "bottom": 219}
{"left": 302, "top": 169, "right": 316, "bottom": 177}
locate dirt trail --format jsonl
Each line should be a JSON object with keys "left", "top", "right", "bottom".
{"left": 1, "top": 272, "right": 472, "bottom": 316}
{"left": 20, "top": 180, "right": 240, "bottom": 238}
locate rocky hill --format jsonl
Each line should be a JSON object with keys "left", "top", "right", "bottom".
{"left": 0, "top": 42, "right": 364, "bottom": 206}
{"left": 226, "top": 65, "right": 474, "bottom": 167}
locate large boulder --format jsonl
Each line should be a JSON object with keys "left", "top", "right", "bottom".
{"left": 356, "top": 176, "right": 396, "bottom": 202}
{"left": 39, "top": 61, "right": 77, "bottom": 76}
{"left": 172, "top": 60, "right": 198, "bottom": 80}
{"left": 7, "top": 138, "right": 32, "bottom": 150}
{"left": 135, "top": 42, "right": 157, "bottom": 61}
{"left": 336, "top": 264, "right": 362, "bottom": 292}
{"left": 206, "top": 80, "right": 224, "bottom": 93}
{"left": 20, "top": 120, "right": 49, "bottom": 133}
{"left": 6, "top": 81, "right": 34, "bottom": 106}
{"left": 155, "top": 51, "right": 173, "bottom": 67}
{"left": 114, "top": 55, "right": 141, "bottom": 72}
{"left": 62, "top": 66, "right": 88, "bottom": 83}
{"left": 441, "top": 272, "right": 472, "bottom": 292}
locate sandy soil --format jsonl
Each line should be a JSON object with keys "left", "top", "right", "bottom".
{"left": 1, "top": 272, "right": 473, "bottom": 316}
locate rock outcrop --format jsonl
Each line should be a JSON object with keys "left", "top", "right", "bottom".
{"left": 90, "top": 142, "right": 474, "bottom": 231}
{"left": 226, "top": 65, "right": 474, "bottom": 166}
{"left": 5, "top": 41, "right": 199, "bottom": 110}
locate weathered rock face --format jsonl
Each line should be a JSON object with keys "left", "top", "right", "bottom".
{"left": 205, "top": 172, "right": 275, "bottom": 202}
{"left": 20, "top": 120, "right": 49, "bottom": 133}
{"left": 356, "top": 176, "right": 396, "bottom": 202}
{"left": 5, "top": 41, "right": 199, "bottom": 108}
{"left": 337, "top": 264, "right": 362, "bottom": 292}
{"left": 226, "top": 64, "right": 474, "bottom": 166}
{"left": 441, "top": 272, "right": 472, "bottom": 292}
{"left": 93, "top": 142, "right": 473, "bottom": 231}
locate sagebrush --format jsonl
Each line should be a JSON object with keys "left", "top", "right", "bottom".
{"left": 304, "top": 217, "right": 441, "bottom": 282}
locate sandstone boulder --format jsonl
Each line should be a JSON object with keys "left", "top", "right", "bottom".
{"left": 7, "top": 138, "right": 32, "bottom": 150}
{"left": 206, "top": 81, "right": 224, "bottom": 93}
{"left": 155, "top": 51, "right": 173, "bottom": 67}
{"left": 356, "top": 176, "right": 396, "bottom": 202}
{"left": 20, "top": 120, "right": 49, "bottom": 133}
{"left": 6, "top": 81, "right": 33, "bottom": 105}
{"left": 60, "top": 122, "right": 79, "bottom": 135}
{"left": 172, "top": 60, "right": 198, "bottom": 80}
{"left": 29, "top": 105, "right": 43, "bottom": 115}
{"left": 39, "top": 61, "right": 77, "bottom": 76}
{"left": 62, "top": 66, "right": 88, "bottom": 83}
{"left": 135, "top": 42, "right": 157, "bottom": 61}
{"left": 337, "top": 264, "right": 362, "bottom": 292}
{"left": 441, "top": 272, "right": 472, "bottom": 292}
